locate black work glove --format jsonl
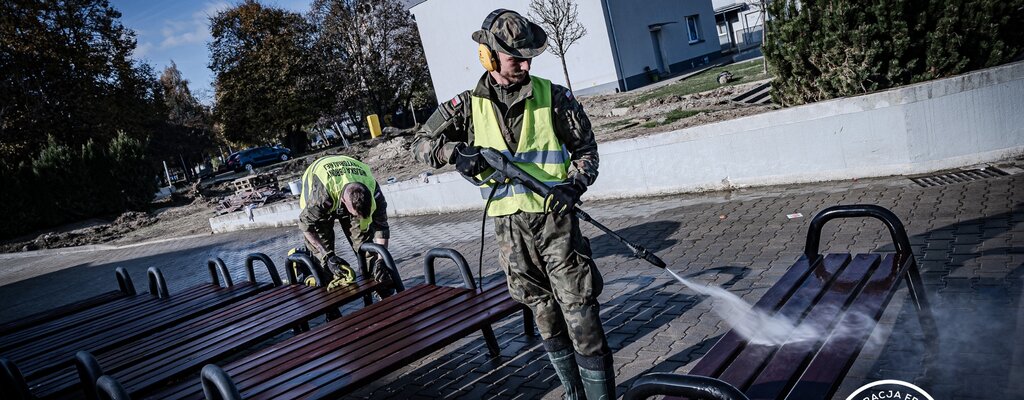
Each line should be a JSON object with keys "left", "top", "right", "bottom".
{"left": 546, "top": 177, "right": 587, "bottom": 217}
{"left": 325, "top": 254, "right": 355, "bottom": 285}
{"left": 372, "top": 259, "right": 396, "bottom": 299}
{"left": 452, "top": 143, "right": 489, "bottom": 178}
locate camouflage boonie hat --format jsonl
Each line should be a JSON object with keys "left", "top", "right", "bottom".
{"left": 472, "top": 10, "right": 549, "bottom": 59}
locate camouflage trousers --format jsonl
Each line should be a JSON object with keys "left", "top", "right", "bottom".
{"left": 495, "top": 211, "right": 609, "bottom": 357}
{"left": 304, "top": 214, "right": 379, "bottom": 278}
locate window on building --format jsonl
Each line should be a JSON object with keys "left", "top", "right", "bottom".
{"left": 717, "top": 20, "right": 728, "bottom": 36}
{"left": 686, "top": 14, "right": 702, "bottom": 43}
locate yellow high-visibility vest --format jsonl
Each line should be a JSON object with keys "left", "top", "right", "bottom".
{"left": 471, "top": 76, "right": 569, "bottom": 216}
{"left": 299, "top": 155, "right": 377, "bottom": 231}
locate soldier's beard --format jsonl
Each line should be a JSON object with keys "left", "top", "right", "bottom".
{"left": 498, "top": 69, "right": 528, "bottom": 85}
{"left": 510, "top": 71, "right": 528, "bottom": 83}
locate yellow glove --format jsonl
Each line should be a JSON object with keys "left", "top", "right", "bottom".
{"left": 325, "top": 255, "right": 355, "bottom": 291}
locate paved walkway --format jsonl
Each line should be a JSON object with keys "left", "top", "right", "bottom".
{"left": 1, "top": 163, "right": 1021, "bottom": 399}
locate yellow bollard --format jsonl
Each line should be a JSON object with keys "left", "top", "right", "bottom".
{"left": 367, "top": 114, "right": 382, "bottom": 138}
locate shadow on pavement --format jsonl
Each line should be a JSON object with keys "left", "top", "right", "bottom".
{"left": 589, "top": 220, "right": 680, "bottom": 261}
{"left": 857, "top": 206, "right": 1024, "bottom": 399}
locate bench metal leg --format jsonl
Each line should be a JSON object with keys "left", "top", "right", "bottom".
{"left": 115, "top": 267, "right": 136, "bottom": 295}
{"left": 481, "top": 326, "right": 501, "bottom": 357}
{"left": 293, "top": 321, "right": 310, "bottom": 334}
{"left": 201, "top": 364, "right": 242, "bottom": 400}
{"left": 96, "top": 376, "right": 131, "bottom": 400}
{"left": 75, "top": 351, "right": 105, "bottom": 400}
{"left": 523, "top": 307, "right": 537, "bottom": 336}
{"left": 147, "top": 267, "right": 170, "bottom": 299}
{"left": 905, "top": 262, "right": 939, "bottom": 342}
{"left": 1, "top": 358, "right": 32, "bottom": 400}
{"left": 624, "top": 373, "right": 749, "bottom": 400}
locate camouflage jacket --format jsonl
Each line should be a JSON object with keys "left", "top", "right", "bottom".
{"left": 412, "top": 73, "right": 599, "bottom": 186}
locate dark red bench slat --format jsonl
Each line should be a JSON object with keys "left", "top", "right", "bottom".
{"left": 289, "top": 290, "right": 521, "bottom": 400}
{"left": 149, "top": 284, "right": 459, "bottom": 400}
{"left": 740, "top": 254, "right": 882, "bottom": 399}
{"left": 15, "top": 283, "right": 255, "bottom": 374}
{"left": 119, "top": 282, "right": 381, "bottom": 394}
{"left": 10, "top": 283, "right": 262, "bottom": 379}
{"left": 714, "top": 254, "right": 857, "bottom": 389}
{"left": 30, "top": 280, "right": 382, "bottom": 399}
{"left": 0, "top": 293, "right": 157, "bottom": 351}
{"left": 30, "top": 285, "right": 321, "bottom": 397}
{"left": 0, "top": 283, "right": 215, "bottom": 353}
{"left": 248, "top": 286, "right": 517, "bottom": 400}
{"left": 0, "top": 290, "right": 127, "bottom": 336}
{"left": 784, "top": 254, "right": 905, "bottom": 399}
{"left": 690, "top": 254, "right": 848, "bottom": 382}
{"left": 687, "top": 255, "right": 820, "bottom": 378}
{"left": 112, "top": 281, "right": 374, "bottom": 375}
{"left": 245, "top": 286, "right": 504, "bottom": 398}
{"left": 224, "top": 285, "right": 457, "bottom": 382}
{"left": 232, "top": 286, "right": 474, "bottom": 397}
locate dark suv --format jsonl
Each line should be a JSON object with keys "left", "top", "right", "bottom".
{"left": 227, "top": 145, "right": 291, "bottom": 172}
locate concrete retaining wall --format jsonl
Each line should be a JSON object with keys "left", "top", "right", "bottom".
{"left": 210, "top": 61, "right": 1024, "bottom": 233}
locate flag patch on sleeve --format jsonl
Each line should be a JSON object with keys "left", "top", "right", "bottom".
{"left": 450, "top": 96, "right": 461, "bottom": 107}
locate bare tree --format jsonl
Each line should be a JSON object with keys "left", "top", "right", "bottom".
{"left": 748, "top": 0, "right": 770, "bottom": 74}
{"left": 529, "top": 0, "right": 587, "bottom": 92}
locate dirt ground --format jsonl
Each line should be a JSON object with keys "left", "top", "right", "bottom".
{"left": 1, "top": 72, "right": 776, "bottom": 253}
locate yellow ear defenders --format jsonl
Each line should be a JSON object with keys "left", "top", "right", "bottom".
{"left": 477, "top": 8, "right": 516, "bottom": 72}
{"left": 478, "top": 43, "right": 498, "bottom": 72}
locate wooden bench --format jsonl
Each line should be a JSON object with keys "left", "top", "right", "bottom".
{"left": 0, "top": 258, "right": 270, "bottom": 399}
{"left": 136, "top": 248, "right": 533, "bottom": 400}
{"left": 0, "top": 268, "right": 137, "bottom": 337}
{"left": 624, "top": 205, "right": 939, "bottom": 400}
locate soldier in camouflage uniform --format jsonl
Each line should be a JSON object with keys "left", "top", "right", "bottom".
{"left": 411, "top": 9, "right": 613, "bottom": 400}
{"left": 298, "top": 155, "right": 393, "bottom": 296}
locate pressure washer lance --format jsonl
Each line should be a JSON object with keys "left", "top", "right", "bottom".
{"left": 464, "top": 148, "right": 667, "bottom": 272}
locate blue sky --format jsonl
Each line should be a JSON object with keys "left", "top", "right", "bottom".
{"left": 111, "top": 0, "right": 310, "bottom": 105}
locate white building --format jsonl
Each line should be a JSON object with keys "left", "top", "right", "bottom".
{"left": 712, "top": 0, "right": 766, "bottom": 52}
{"left": 410, "top": 0, "right": 720, "bottom": 102}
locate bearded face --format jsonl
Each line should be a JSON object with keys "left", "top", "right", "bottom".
{"left": 495, "top": 51, "right": 532, "bottom": 85}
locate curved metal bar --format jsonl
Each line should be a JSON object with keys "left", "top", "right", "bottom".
{"left": 423, "top": 248, "right": 476, "bottom": 290}
{"left": 805, "top": 204, "right": 912, "bottom": 261}
{"left": 359, "top": 243, "right": 406, "bottom": 292}
{"left": 286, "top": 252, "right": 322, "bottom": 287}
{"left": 200, "top": 364, "right": 242, "bottom": 400}
{"left": 146, "top": 267, "right": 170, "bottom": 299}
{"left": 352, "top": 249, "right": 370, "bottom": 280}
{"left": 96, "top": 375, "right": 131, "bottom": 400}
{"left": 0, "top": 357, "right": 32, "bottom": 400}
{"left": 114, "top": 267, "right": 136, "bottom": 295}
{"left": 244, "top": 253, "right": 283, "bottom": 287}
{"left": 75, "top": 351, "right": 105, "bottom": 400}
{"left": 623, "top": 373, "right": 749, "bottom": 400}
{"left": 207, "top": 258, "right": 233, "bottom": 287}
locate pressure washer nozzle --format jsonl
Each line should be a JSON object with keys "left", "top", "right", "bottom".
{"left": 637, "top": 248, "right": 667, "bottom": 269}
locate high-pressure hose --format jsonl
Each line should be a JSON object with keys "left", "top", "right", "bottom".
{"left": 478, "top": 185, "right": 499, "bottom": 290}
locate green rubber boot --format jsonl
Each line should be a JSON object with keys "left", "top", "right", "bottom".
{"left": 578, "top": 353, "right": 616, "bottom": 400}
{"left": 548, "top": 348, "right": 585, "bottom": 400}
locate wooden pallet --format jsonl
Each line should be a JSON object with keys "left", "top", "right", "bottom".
{"left": 231, "top": 175, "right": 278, "bottom": 195}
